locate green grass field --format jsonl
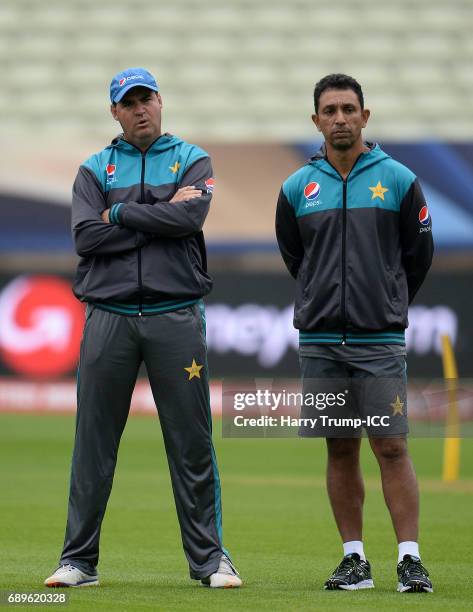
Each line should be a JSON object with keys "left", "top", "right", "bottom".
{"left": 1, "top": 413, "right": 473, "bottom": 611}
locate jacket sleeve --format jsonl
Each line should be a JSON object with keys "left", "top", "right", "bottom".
{"left": 111, "top": 156, "right": 212, "bottom": 237}
{"left": 72, "top": 166, "right": 149, "bottom": 257}
{"left": 399, "top": 178, "right": 434, "bottom": 303}
{"left": 276, "top": 187, "right": 304, "bottom": 279}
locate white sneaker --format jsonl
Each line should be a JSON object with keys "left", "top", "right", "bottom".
{"left": 201, "top": 554, "right": 242, "bottom": 588}
{"left": 44, "top": 564, "right": 99, "bottom": 588}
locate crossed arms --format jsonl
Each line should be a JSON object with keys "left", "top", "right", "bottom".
{"left": 72, "top": 156, "right": 212, "bottom": 257}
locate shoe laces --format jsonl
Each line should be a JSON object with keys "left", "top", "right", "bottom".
{"left": 59, "top": 564, "right": 75, "bottom": 572}
{"left": 218, "top": 555, "right": 238, "bottom": 576}
{"left": 398, "top": 556, "right": 429, "bottom": 578}
{"left": 335, "top": 555, "right": 362, "bottom": 577}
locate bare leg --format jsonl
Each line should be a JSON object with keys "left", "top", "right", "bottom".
{"left": 369, "top": 437, "right": 419, "bottom": 542}
{"left": 326, "top": 438, "right": 364, "bottom": 542}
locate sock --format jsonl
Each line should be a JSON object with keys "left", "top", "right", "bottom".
{"left": 343, "top": 540, "right": 366, "bottom": 561}
{"left": 398, "top": 541, "right": 420, "bottom": 563}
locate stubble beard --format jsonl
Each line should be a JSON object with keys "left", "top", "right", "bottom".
{"left": 330, "top": 134, "right": 355, "bottom": 151}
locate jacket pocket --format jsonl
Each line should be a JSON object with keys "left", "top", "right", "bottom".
{"left": 296, "top": 258, "right": 310, "bottom": 303}
{"left": 389, "top": 269, "right": 399, "bottom": 304}
{"left": 185, "top": 240, "right": 208, "bottom": 291}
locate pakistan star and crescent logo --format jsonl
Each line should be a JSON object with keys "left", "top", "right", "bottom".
{"left": 390, "top": 395, "right": 404, "bottom": 416}
{"left": 184, "top": 359, "right": 204, "bottom": 380}
{"left": 169, "top": 161, "right": 180, "bottom": 174}
{"left": 369, "top": 181, "right": 389, "bottom": 200}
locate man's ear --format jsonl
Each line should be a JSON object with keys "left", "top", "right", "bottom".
{"left": 361, "top": 108, "right": 370, "bottom": 128}
{"left": 110, "top": 103, "right": 119, "bottom": 121}
{"left": 311, "top": 113, "right": 321, "bottom": 132}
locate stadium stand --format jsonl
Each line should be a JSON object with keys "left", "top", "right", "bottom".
{"left": 1, "top": 1, "right": 472, "bottom": 249}
{"left": 1, "top": 0, "right": 472, "bottom": 141}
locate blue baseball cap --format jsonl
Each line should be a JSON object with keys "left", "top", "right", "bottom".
{"left": 110, "top": 67, "right": 159, "bottom": 104}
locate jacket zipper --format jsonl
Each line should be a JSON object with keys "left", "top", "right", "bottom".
{"left": 138, "top": 153, "right": 146, "bottom": 316}
{"left": 121, "top": 137, "right": 162, "bottom": 317}
{"left": 341, "top": 180, "right": 347, "bottom": 344}
{"left": 324, "top": 153, "right": 364, "bottom": 345}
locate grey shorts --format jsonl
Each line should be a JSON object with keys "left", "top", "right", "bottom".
{"left": 299, "top": 355, "right": 408, "bottom": 438}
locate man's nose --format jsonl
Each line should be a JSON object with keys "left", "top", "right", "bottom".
{"left": 334, "top": 109, "right": 346, "bottom": 123}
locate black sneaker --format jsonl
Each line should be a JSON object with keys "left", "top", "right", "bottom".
{"left": 324, "top": 553, "right": 374, "bottom": 590}
{"left": 397, "top": 554, "right": 433, "bottom": 593}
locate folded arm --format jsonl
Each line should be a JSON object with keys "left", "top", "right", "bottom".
{"left": 72, "top": 166, "right": 149, "bottom": 257}
{"left": 106, "top": 156, "right": 213, "bottom": 237}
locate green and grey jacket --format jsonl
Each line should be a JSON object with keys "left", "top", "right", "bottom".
{"left": 72, "top": 134, "right": 213, "bottom": 315}
{"left": 276, "top": 143, "right": 434, "bottom": 346}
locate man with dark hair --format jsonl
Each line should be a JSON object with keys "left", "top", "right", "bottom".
{"left": 44, "top": 67, "right": 241, "bottom": 589}
{"left": 276, "top": 74, "right": 433, "bottom": 593}
{"left": 313, "top": 73, "right": 364, "bottom": 113}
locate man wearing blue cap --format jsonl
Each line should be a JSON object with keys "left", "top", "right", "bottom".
{"left": 44, "top": 68, "right": 241, "bottom": 589}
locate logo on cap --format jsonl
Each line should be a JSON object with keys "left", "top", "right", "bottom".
{"left": 118, "top": 74, "right": 145, "bottom": 87}
{"left": 419, "top": 205, "right": 430, "bottom": 225}
{"left": 205, "top": 178, "right": 215, "bottom": 193}
{"left": 304, "top": 182, "right": 321, "bottom": 201}
{"left": 110, "top": 68, "right": 158, "bottom": 103}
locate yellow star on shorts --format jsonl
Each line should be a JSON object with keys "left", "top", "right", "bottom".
{"left": 369, "top": 181, "right": 389, "bottom": 200}
{"left": 390, "top": 395, "right": 404, "bottom": 416}
{"left": 184, "top": 359, "right": 204, "bottom": 380}
{"left": 169, "top": 161, "right": 180, "bottom": 174}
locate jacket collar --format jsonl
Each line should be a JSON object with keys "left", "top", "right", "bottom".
{"left": 309, "top": 140, "right": 376, "bottom": 161}
{"left": 309, "top": 142, "right": 391, "bottom": 179}
{"left": 107, "top": 133, "right": 183, "bottom": 155}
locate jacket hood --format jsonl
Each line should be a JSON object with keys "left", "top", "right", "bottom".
{"left": 108, "top": 133, "right": 184, "bottom": 155}
{"left": 309, "top": 142, "right": 391, "bottom": 178}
